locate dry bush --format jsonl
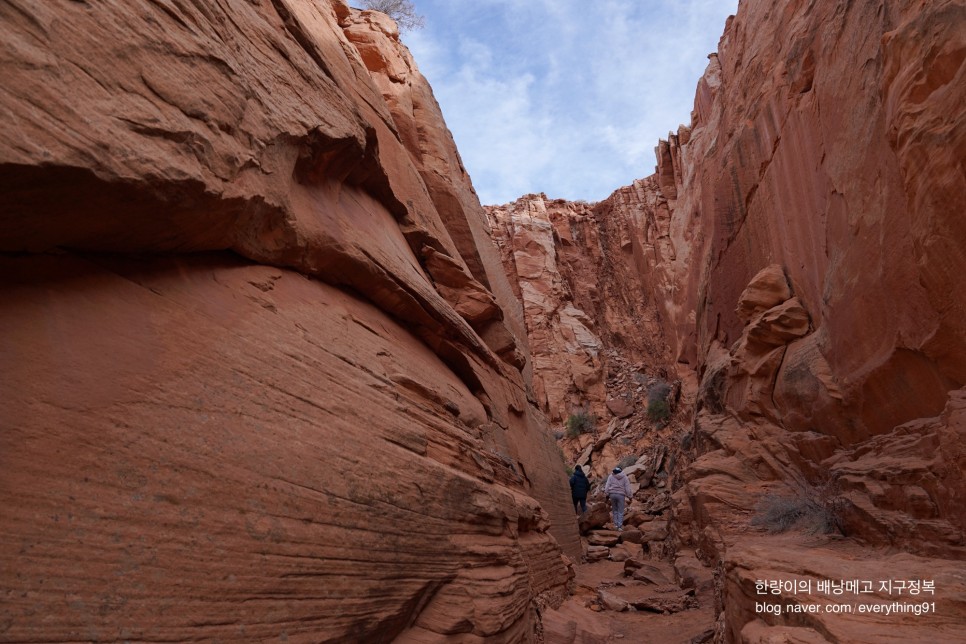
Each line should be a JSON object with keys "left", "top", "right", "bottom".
{"left": 565, "top": 410, "right": 595, "bottom": 438}
{"left": 617, "top": 454, "right": 638, "bottom": 469}
{"left": 360, "top": 0, "right": 425, "bottom": 32}
{"left": 647, "top": 379, "right": 672, "bottom": 405}
{"left": 751, "top": 478, "right": 845, "bottom": 535}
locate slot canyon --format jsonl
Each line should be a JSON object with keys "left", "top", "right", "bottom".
{"left": 1, "top": 0, "right": 964, "bottom": 642}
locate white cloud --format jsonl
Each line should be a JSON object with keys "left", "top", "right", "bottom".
{"left": 406, "top": 0, "right": 739, "bottom": 204}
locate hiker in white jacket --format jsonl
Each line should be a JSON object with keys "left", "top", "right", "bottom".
{"left": 604, "top": 467, "right": 632, "bottom": 531}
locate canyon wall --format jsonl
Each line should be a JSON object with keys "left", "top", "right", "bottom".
{"left": 652, "top": 0, "right": 966, "bottom": 558}
{"left": 490, "top": 0, "right": 966, "bottom": 641}
{"left": 656, "top": 0, "right": 966, "bottom": 443}
{"left": 485, "top": 195, "right": 676, "bottom": 425}
{"left": 0, "top": 1, "right": 579, "bottom": 641}
{"left": 671, "top": 3, "right": 966, "bottom": 637}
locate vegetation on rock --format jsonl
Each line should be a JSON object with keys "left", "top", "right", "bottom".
{"left": 565, "top": 410, "right": 595, "bottom": 438}
{"left": 359, "top": 0, "right": 424, "bottom": 32}
{"left": 751, "top": 479, "right": 845, "bottom": 535}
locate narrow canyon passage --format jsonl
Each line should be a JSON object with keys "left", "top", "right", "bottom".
{"left": 1, "top": 0, "right": 965, "bottom": 642}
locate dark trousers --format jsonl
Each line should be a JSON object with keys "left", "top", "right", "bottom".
{"left": 573, "top": 496, "right": 587, "bottom": 514}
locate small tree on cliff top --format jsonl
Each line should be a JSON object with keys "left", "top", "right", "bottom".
{"left": 360, "top": 0, "right": 425, "bottom": 32}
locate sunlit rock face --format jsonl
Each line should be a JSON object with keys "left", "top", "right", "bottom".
{"left": 485, "top": 194, "right": 676, "bottom": 425}
{"left": 0, "top": 1, "right": 578, "bottom": 640}
{"left": 486, "top": 196, "right": 606, "bottom": 422}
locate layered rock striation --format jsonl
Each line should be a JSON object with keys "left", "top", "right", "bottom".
{"left": 0, "top": 1, "right": 578, "bottom": 641}
{"left": 651, "top": 0, "right": 966, "bottom": 443}
{"left": 490, "top": 0, "right": 966, "bottom": 641}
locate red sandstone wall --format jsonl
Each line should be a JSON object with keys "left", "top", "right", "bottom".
{"left": 634, "top": 1, "right": 966, "bottom": 638}
{"left": 653, "top": 0, "right": 966, "bottom": 442}
{"left": 0, "top": 1, "right": 578, "bottom": 640}
{"left": 483, "top": 1, "right": 966, "bottom": 638}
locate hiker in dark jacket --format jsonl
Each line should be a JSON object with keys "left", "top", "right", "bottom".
{"left": 569, "top": 465, "right": 591, "bottom": 515}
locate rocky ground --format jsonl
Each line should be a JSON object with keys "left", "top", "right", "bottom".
{"left": 543, "top": 556, "right": 716, "bottom": 644}
{"left": 546, "top": 346, "right": 966, "bottom": 643}
{"left": 537, "top": 348, "right": 720, "bottom": 643}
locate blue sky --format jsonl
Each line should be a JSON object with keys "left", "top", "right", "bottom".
{"left": 403, "top": 0, "right": 739, "bottom": 205}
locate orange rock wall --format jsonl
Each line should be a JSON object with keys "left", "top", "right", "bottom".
{"left": 648, "top": 0, "right": 966, "bottom": 442}
{"left": 486, "top": 194, "right": 675, "bottom": 423}
{"left": 600, "top": 0, "right": 966, "bottom": 638}
{"left": 0, "top": 0, "right": 578, "bottom": 640}
{"left": 656, "top": 0, "right": 966, "bottom": 561}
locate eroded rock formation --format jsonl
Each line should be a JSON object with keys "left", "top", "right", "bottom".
{"left": 487, "top": 0, "right": 966, "bottom": 641}
{"left": 3, "top": 0, "right": 965, "bottom": 641}
{"left": 485, "top": 195, "right": 677, "bottom": 424}
{"left": 0, "top": 1, "right": 578, "bottom": 640}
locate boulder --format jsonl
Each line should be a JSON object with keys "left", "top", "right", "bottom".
{"left": 674, "top": 552, "right": 714, "bottom": 592}
{"left": 597, "top": 589, "right": 629, "bottom": 612}
{"left": 608, "top": 543, "right": 639, "bottom": 562}
{"left": 630, "top": 564, "right": 673, "bottom": 586}
{"left": 579, "top": 502, "right": 612, "bottom": 533}
{"left": 606, "top": 585, "right": 697, "bottom": 614}
{"left": 735, "top": 265, "right": 792, "bottom": 323}
{"left": 619, "top": 527, "right": 643, "bottom": 544}
{"left": 605, "top": 397, "right": 634, "bottom": 418}
{"left": 639, "top": 521, "right": 669, "bottom": 542}
{"left": 586, "top": 546, "right": 610, "bottom": 563}
{"left": 587, "top": 530, "right": 621, "bottom": 547}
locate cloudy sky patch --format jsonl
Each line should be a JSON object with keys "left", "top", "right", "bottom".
{"left": 405, "top": 0, "right": 739, "bottom": 205}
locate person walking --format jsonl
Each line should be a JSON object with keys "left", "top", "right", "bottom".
{"left": 569, "top": 465, "right": 590, "bottom": 515}
{"left": 604, "top": 466, "right": 632, "bottom": 531}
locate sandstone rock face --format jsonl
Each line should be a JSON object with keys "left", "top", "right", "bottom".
{"left": 0, "top": 1, "right": 577, "bottom": 640}
{"left": 488, "top": 0, "right": 966, "bottom": 639}
{"left": 650, "top": 0, "right": 966, "bottom": 442}
{"left": 659, "top": 6, "right": 966, "bottom": 612}
{"left": 672, "top": 402, "right": 966, "bottom": 641}
{"left": 486, "top": 196, "right": 606, "bottom": 421}
{"left": 342, "top": 10, "right": 530, "bottom": 373}
{"left": 486, "top": 194, "right": 679, "bottom": 425}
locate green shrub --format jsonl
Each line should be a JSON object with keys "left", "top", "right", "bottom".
{"left": 565, "top": 411, "right": 595, "bottom": 438}
{"left": 647, "top": 399, "right": 670, "bottom": 423}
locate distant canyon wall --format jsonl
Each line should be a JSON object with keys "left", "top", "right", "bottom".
{"left": 485, "top": 195, "right": 676, "bottom": 423}
{"left": 0, "top": 1, "right": 578, "bottom": 641}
